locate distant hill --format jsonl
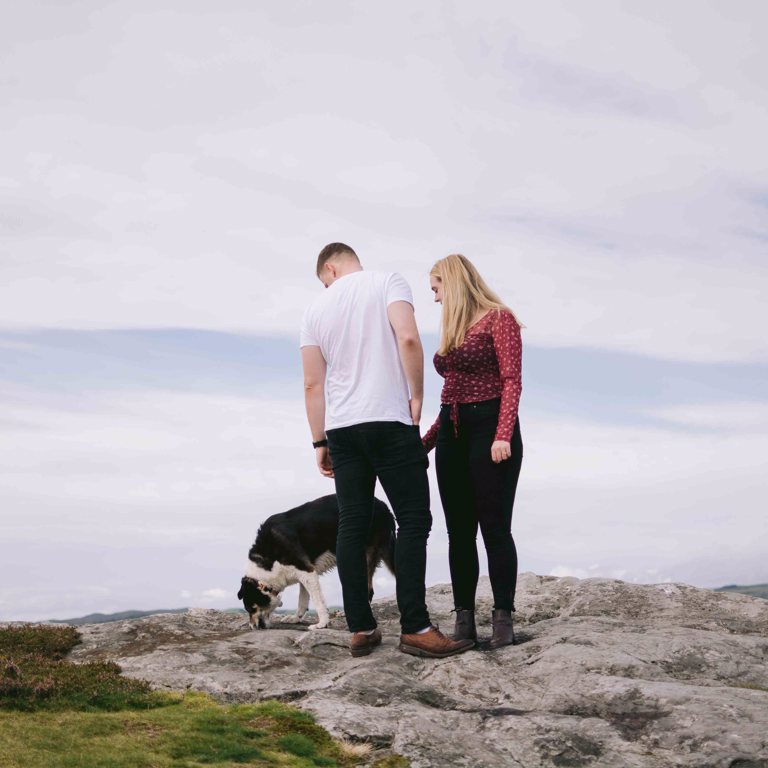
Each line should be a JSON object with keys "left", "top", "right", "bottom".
{"left": 46, "top": 606, "right": 338, "bottom": 625}
{"left": 716, "top": 584, "right": 768, "bottom": 600}
{"left": 49, "top": 608, "right": 191, "bottom": 626}
{"left": 47, "top": 588, "right": 767, "bottom": 627}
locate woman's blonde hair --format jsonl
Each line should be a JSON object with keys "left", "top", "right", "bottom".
{"left": 431, "top": 254, "right": 523, "bottom": 355}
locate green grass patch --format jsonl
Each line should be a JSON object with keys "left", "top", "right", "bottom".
{"left": 0, "top": 624, "right": 411, "bottom": 767}
{"left": 277, "top": 732, "right": 319, "bottom": 757}
{"left": 0, "top": 693, "right": 358, "bottom": 767}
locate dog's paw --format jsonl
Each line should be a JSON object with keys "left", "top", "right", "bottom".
{"left": 308, "top": 621, "right": 329, "bottom": 631}
{"left": 280, "top": 614, "right": 303, "bottom": 624}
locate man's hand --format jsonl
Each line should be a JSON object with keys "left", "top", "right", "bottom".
{"left": 409, "top": 398, "right": 422, "bottom": 426}
{"left": 491, "top": 440, "right": 512, "bottom": 463}
{"left": 316, "top": 446, "right": 334, "bottom": 478}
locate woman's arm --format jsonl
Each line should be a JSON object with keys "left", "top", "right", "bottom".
{"left": 421, "top": 414, "right": 440, "bottom": 453}
{"left": 491, "top": 311, "right": 523, "bottom": 443}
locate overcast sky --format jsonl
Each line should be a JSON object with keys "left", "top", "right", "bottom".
{"left": 1, "top": 1, "right": 767, "bottom": 622}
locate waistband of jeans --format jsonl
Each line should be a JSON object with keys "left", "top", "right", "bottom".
{"left": 440, "top": 397, "right": 501, "bottom": 412}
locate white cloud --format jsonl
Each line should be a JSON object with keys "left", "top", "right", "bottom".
{"left": 648, "top": 402, "right": 768, "bottom": 432}
{"left": 511, "top": 403, "right": 768, "bottom": 590}
{"left": 0, "top": 387, "right": 315, "bottom": 506}
{"left": 1, "top": 3, "right": 766, "bottom": 362}
{"left": 1, "top": 384, "right": 766, "bottom": 620}
{"left": 0, "top": 339, "right": 37, "bottom": 351}
{"left": 2, "top": 2, "right": 767, "bottom": 620}
{"left": 521, "top": 410, "right": 768, "bottom": 489}
{"left": 0, "top": 584, "right": 111, "bottom": 621}
{"left": 549, "top": 565, "right": 591, "bottom": 579}
{"left": 200, "top": 588, "right": 230, "bottom": 603}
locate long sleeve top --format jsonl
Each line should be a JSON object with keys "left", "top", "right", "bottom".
{"left": 422, "top": 309, "right": 522, "bottom": 452}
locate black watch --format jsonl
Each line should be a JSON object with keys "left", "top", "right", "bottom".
{"left": 312, "top": 439, "right": 328, "bottom": 449}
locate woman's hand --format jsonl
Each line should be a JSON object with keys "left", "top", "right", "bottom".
{"left": 491, "top": 440, "right": 512, "bottom": 463}
{"left": 316, "top": 446, "right": 334, "bottom": 478}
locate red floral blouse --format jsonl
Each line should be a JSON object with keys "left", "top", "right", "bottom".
{"left": 422, "top": 309, "right": 522, "bottom": 452}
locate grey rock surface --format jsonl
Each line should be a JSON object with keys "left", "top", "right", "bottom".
{"left": 69, "top": 573, "right": 768, "bottom": 767}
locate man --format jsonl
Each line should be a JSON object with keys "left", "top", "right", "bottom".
{"left": 300, "top": 243, "right": 473, "bottom": 658}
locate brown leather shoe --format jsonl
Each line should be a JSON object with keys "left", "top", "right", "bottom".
{"left": 399, "top": 625, "right": 474, "bottom": 658}
{"left": 349, "top": 628, "right": 382, "bottom": 657}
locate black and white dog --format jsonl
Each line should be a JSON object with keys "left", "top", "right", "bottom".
{"left": 238, "top": 494, "right": 395, "bottom": 630}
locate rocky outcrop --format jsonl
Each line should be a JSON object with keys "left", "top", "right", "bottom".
{"left": 70, "top": 574, "right": 768, "bottom": 767}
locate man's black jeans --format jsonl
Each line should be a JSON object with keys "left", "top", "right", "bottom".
{"left": 435, "top": 399, "right": 523, "bottom": 612}
{"left": 327, "top": 420, "right": 432, "bottom": 634}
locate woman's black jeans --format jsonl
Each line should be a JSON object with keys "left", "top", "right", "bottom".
{"left": 435, "top": 399, "right": 523, "bottom": 612}
{"left": 327, "top": 421, "right": 432, "bottom": 635}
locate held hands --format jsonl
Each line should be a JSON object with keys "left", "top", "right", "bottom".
{"left": 491, "top": 440, "right": 512, "bottom": 463}
{"left": 316, "top": 446, "right": 334, "bottom": 478}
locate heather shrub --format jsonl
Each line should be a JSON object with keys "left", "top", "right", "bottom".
{"left": 0, "top": 625, "right": 158, "bottom": 711}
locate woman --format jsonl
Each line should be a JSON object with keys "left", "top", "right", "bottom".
{"left": 422, "top": 254, "right": 523, "bottom": 649}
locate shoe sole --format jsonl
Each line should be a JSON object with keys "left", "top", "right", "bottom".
{"left": 398, "top": 641, "right": 474, "bottom": 658}
{"left": 349, "top": 645, "right": 378, "bottom": 657}
{"left": 487, "top": 639, "right": 515, "bottom": 650}
{"left": 349, "top": 637, "right": 382, "bottom": 657}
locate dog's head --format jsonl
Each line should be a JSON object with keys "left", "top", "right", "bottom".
{"left": 237, "top": 577, "right": 283, "bottom": 629}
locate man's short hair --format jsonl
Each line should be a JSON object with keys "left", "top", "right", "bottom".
{"left": 316, "top": 243, "right": 358, "bottom": 277}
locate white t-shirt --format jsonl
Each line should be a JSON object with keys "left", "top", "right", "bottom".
{"left": 300, "top": 270, "right": 415, "bottom": 430}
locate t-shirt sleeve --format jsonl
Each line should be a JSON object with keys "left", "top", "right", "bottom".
{"left": 299, "top": 307, "right": 319, "bottom": 348}
{"left": 385, "top": 272, "right": 414, "bottom": 307}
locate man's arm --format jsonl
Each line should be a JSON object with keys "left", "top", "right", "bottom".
{"left": 301, "top": 345, "right": 333, "bottom": 478}
{"left": 387, "top": 300, "right": 424, "bottom": 425}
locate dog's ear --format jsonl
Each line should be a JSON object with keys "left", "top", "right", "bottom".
{"left": 237, "top": 577, "right": 247, "bottom": 600}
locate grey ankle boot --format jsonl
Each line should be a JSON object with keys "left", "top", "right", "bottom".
{"left": 489, "top": 608, "right": 515, "bottom": 649}
{"left": 451, "top": 609, "right": 477, "bottom": 643}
